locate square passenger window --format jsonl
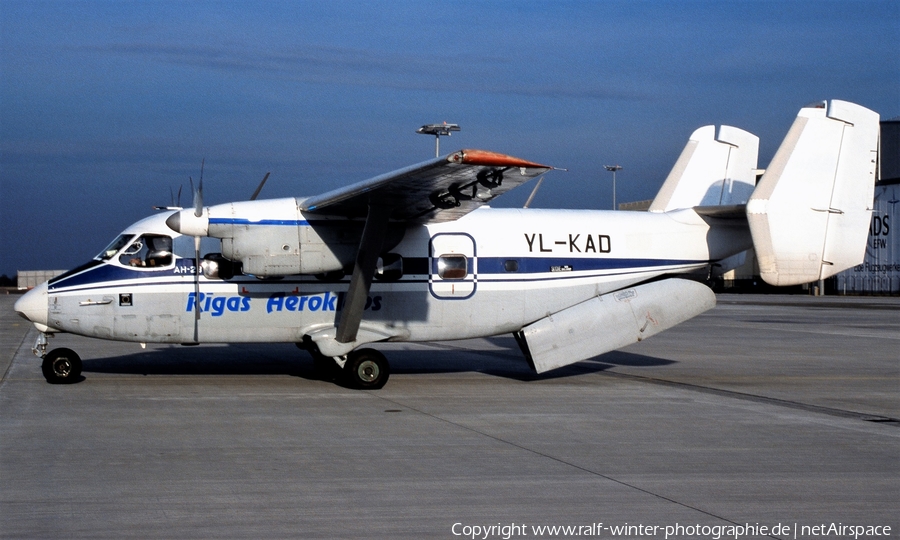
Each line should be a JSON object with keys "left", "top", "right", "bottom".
{"left": 437, "top": 254, "right": 468, "bottom": 279}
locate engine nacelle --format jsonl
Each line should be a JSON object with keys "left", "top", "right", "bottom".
{"left": 166, "top": 197, "right": 406, "bottom": 278}
{"left": 200, "top": 198, "right": 358, "bottom": 277}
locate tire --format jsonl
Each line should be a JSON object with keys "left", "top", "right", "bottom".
{"left": 343, "top": 348, "right": 390, "bottom": 390}
{"left": 41, "top": 348, "right": 83, "bottom": 384}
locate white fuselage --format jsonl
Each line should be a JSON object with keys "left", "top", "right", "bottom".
{"left": 32, "top": 206, "right": 750, "bottom": 345}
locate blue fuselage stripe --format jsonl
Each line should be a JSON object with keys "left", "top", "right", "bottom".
{"left": 476, "top": 256, "right": 706, "bottom": 274}
{"left": 208, "top": 218, "right": 310, "bottom": 226}
{"left": 48, "top": 255, "right": 709, "bottom": 294}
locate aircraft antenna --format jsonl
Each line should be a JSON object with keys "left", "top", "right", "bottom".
{"left": 417, "top": 122, "right": 460, "bottom": 157}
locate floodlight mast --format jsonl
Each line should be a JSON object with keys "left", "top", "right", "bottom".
{"left": 604, "top": 165, "right": 622, "bottom": 210}
{"left": 417, "top": 122, "right": 460, "bottom": 157}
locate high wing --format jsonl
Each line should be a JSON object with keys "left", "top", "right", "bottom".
{"left": 300, "top": 149, "right": 552, "bottom": 223}
{"left": 303, "top": 149, "right": 550, "bottom": 348}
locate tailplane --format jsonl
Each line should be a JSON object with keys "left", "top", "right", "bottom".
{"left": 649, "top": 125, "right": 759, "bottom": 212}
{"left": 747, "top": 100, "right": 879, "bottom": 286}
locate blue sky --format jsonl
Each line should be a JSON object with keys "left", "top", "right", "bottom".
{"left": 1, "top": 0, "right": 898, "bottom": 276}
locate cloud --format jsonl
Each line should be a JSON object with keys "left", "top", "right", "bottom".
{"left": 82, "top": 41, "right": 648, "bottom": 102}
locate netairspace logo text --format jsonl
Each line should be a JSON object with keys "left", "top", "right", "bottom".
{"left": 450, "top": 522, "right": 893, "bottom": 540}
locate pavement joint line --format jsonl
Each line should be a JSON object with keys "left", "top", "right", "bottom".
{"left": 716, "top": 298, "right": 900, "bottom": 310}
{"left": 401, "top": 341, "right": 900, "bottom": 427}
{"left": 425, "top": 340, "right": 900, "bottom": 425}
{"left": 1, "top": 325, "right": 33, "bottom": 387}
{"left": 370, "top": 394, "right": 782, "bottom": 538}
{"left": 592, "top": 369, "right": 900, "bottom": 426}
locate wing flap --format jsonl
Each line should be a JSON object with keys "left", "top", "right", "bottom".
{"left": 300, "top": 149, "right": 551, "bottom": 223}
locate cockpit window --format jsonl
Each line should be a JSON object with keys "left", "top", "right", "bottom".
{"left": 97, "top": 235, "right": 135, "bottom": 261}
{"left": 118, "top": 234, "right": 174, "bottom": 268}
{"left": 174, "top": 235, "right": 222, "bottom": 260}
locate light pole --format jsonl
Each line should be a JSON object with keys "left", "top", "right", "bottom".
{"left": 604, "top": 165, "right": 622, "bottom": 210}
{"left": 416, "top": 122, "right": 460, "bottom": 157}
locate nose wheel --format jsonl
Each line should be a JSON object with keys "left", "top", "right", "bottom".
{"left": 41, "top": 348, "right": 83, "bottom": 384}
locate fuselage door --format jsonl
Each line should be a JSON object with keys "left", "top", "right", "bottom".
{"left": 429, "top": 233, "right": 476, "bottom": 299}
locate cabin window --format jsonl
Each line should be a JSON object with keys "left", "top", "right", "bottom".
{"left": 119, "top": 234, "right": 174, "bottom": 268}
{"left": 504, "top": 259, "right": 519, "bottom": 272}
{"left": 437, "top": 254, "right": 468, "bottom": 280}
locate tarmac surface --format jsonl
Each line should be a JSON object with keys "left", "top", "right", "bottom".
{"left": 1, "top": 293, "right": 898, "bottom": 539}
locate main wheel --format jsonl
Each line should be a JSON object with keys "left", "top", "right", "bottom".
{"left": 343, "top": 348, "right": 390, "bottom": 390}
{"left": 41, "top": 348, "right": 83, "bottom": 384}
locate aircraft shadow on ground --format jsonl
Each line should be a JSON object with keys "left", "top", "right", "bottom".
{"left": 81, "top": 343, "right": 312, "bottom": 379}
{"left": 79, "top": 340, "right": 677, "bottom": 383}
{"left": 384, "top": 337, "right": 677, "bottom": 381}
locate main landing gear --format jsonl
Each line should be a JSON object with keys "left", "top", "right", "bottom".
{"left": 33, "top": 333, "right": 83, "bottom": 384}
{"left": 343, "top": 349, "right": 390, "bottom": 390}
{"left": 303, "top": 343, "right": 390, "bottom": 390}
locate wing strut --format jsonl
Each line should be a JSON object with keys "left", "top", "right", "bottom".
{"left": 335, "top": 204, "right": 391, "bottom": 344}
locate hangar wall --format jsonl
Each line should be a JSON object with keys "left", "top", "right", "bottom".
{"left": 834, "top": 118, "right": 900, "bottom": 295}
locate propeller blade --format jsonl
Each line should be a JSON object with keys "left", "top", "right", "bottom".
{"left": 194, "top": 159, "right": 205, "bottom": 218}
{"left": 250, "top": 172, "right": 271, "bottom": 201}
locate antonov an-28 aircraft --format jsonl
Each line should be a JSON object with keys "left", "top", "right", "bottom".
{"left": 15, "top": 100, "right": 880, "bottom": 389}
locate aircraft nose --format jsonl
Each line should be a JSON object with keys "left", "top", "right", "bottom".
{"left": 14, "top": 281, "right": 50, "bottom": 328}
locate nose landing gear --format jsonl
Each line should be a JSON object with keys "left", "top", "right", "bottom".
{"left": 32, "top": 333, "right": 83, "bottom": 384}
{"left": 41, "top": 348, "right": 83, "bottom": 384}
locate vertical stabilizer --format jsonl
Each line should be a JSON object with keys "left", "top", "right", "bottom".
{"left": 649, "top": 125, "right": 759, "bottom": 212}
{"left": 747, "top": 100, "right": 879, "bottom": 286}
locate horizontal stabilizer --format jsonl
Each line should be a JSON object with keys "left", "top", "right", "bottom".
{"left": 650, "top": 125, "right": 759, "bottom": 212}
{"left": 515, "top": 279, "right": 716, "bottom": 374}
{"left": 747, "top": 100, "right": 879, "bottom": 286}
